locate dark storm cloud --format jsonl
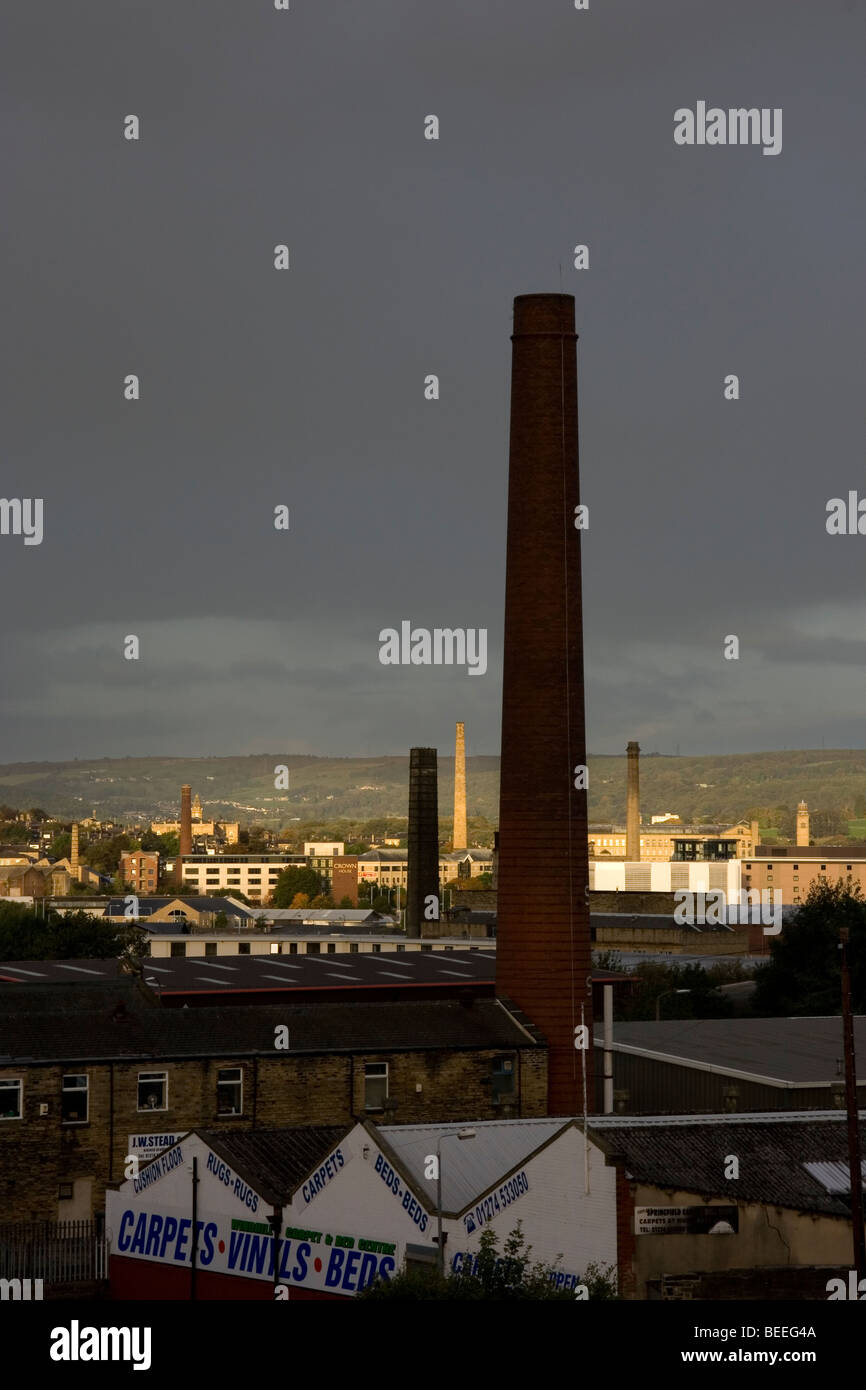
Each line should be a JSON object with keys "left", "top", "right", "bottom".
{"left": 1, "top": 0, "right": 863, "bottom": 760}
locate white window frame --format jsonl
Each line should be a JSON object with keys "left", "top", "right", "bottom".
{"left": 364, "top": 1061, "right": 388, "bottom": 1111}
{"left": 217, "top": 1067, "right": 243, "bottom": 1116}
{"left": 61, "top": 1073, "right": 89, "bottom": 1125}
{"left": 0, "top": 1077, "right": 22, "bottom": 1121}
{"left": 137, "top": 1071, "right": 168, "bottom": 1112}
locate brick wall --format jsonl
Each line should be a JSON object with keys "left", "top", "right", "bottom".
{"left": 0, "top": 1044, "right": 547, "bottom": 1222}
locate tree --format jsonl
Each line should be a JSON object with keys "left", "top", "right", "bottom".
{"left": 310, "top": 894, "right": 335, "bottom": 908}
{"left": 291, "top": 893, "right": 310, "bottom": 908}
{"left": 50, "top": 832, "right": 72, "bottom": 860}
{"left": 0, "top": 904, "right": 147, "bottom": 961}
{"left": 752, "top": 880, "right": 866, "bottom": 1016}
{"left": 358, "top": 1223, "right": 615, "bottom": 1301}
{"left": 338, "top": 896, "right": 354, "bottom": 909}
{"left": 271, "top": 866, "right": 322, "bottom": 908}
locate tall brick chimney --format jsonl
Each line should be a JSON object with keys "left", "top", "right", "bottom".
{"left": 496, "top": 293, "right": 592, "bottom": 1116}
{"left": 453, "top": 721, "right": 467, "bottom": 850}
{"left": 626, "top": 741, "right": 640, "bottom": 862}
{"left": 406, "top": 748, "right": 439, "bottom": 938}
{"left": 179, "top": 784, "right": 192, "bottom": 858}
{"left": 70, "top": 823, "right": 79, "bottom": 879}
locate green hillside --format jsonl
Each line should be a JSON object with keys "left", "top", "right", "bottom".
{"left": 1, "top": 749, "right": 865, "bottom": 835}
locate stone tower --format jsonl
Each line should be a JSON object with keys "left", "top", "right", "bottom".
{"left": 626, "top": 741, "right": 641, "bottom": 862}
{"left": 796, "top": 800, "right": 810, "bottom": 847}
{"left": 453, "top": 721, "right": 467, "bottom": 850}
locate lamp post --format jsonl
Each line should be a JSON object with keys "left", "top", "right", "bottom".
{"left": 655, "top": 988, "right": 690, "bottom": 1023}
{"left": 436, "top": 1128, "right": 475, "bottom": 1276}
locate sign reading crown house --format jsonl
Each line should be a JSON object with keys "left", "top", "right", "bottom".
{"left": 107, "top": 1129, "right": 424, "bottom": 1297}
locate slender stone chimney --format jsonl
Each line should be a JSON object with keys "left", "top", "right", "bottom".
{"left": 453, "top": 721, "right": 467, "bottom": 850}
{"left": 71, "top": 823, "right": 79, "bottom": 879}
{"left": 626, "top": 741, "right": 640, "bottom": 862}
{"left": 796, "top": 800, "right": 810, "bottom": 847}
{"left": 406, "top": 749, "right": 439, "bottom": 938}
{"left": 179, "top": 785, "right": 193, "bottom": 858}
{"left": 496, "top": 293, "right": 592, "bottom": 1115}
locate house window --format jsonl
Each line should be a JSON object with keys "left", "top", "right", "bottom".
{"left": 217, "top": 1068, "right": 243, "bottom": 1115}
{"left": 327, "top": 943, "right": 336, "bottom": 954}
{"left": 372, "top": 944, "right": 381, "bottom": 954}
{"left": 58, "top": 1183, "right": 74, "bottom": 1201}
{"left": 492, "top": 1055, "right": 515, "bottom": 1099}
{"left": 364, "top": 1062, "right": 388, "bottom": 1110}
{"left": 289, "top": 942, "right": 299, "bottom": 955}
{"left": 170, "top": 941, "right": 185, "bottom": 958}
{"left": 238, "top": 942, "right": 250, "bottom": 955}
{"left": 137, "top": 1072, "right": 167, "bottom": 1112}
{"left": 349, "top": 942, "right": 359, "bottom": 954}
{"left": 61, "top": 1074, "right": 89, "bottom": 1124}
{"left": 205, "top": 942, "right": 217, "bottom": 957}
{"left": 0, "top": 1078, "right": 22, "bottom": 1120}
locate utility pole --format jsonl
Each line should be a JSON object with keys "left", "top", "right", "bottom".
{"left": 190, "top": 1155, "right": 199, "bottom": 1301}
{"left": 840, "top": 928, "right": 865, "bottom": 1280}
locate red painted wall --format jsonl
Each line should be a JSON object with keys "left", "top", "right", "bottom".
{"left": 110, "top": 1256, "right": 342, "bottom": 1301}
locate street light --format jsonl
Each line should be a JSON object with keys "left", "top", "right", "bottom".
{"left": 655, "top": 988, "right": 690, "bottom": 1023}
{"left": 436, "top": 1128, "right": 476, "bottom": 1276}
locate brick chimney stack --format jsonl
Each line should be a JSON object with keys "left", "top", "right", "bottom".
{"left": 453, "top": 721, "right": 467, "bottom": 850}
{"left": 496, "top": 293, "right": 592, "bottom": 1116}
{"left": 71, "top": 823, "right": 79, "bottom": 880}
{"left": 179, "top": 785, "right": 192, "bottom": 858}
{"left": 626, "top": 741, "right": 641, "bottom": 862}
{"left": 406, "top": 748, "right": 439, "bottom": 938}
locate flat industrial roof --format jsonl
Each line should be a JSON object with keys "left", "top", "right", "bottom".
{"left": 594, "top": 1016, "right": 866, "bottom": 1086}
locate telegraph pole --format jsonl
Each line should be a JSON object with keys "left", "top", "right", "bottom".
{"left": 839, "top": 928, "right": 865, "bottom": 1280}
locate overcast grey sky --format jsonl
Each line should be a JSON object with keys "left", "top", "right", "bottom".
{"left": 2, "top": 0, "right": 864, "bottom": 762}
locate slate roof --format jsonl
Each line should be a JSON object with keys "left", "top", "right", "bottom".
{"left": 0, "top": 959, "right": 123, "bottom": 984}
{"left": 139, "top": 949, "right": 493, "bottom": 995}
{"left": 0, "top": 991, "right": 537, "bottom": 1064}
{"left": 104, "top": 896, "right": 254, "bottom": 917}
{"left": 595, "top": 1016, "right": 866, "bottom": 1086}
{"left": 197, "top": 1125, "right": 350, "bottom": 1206}
{"left": 587, "top": 1112, "right": 866, "bottom": 1218}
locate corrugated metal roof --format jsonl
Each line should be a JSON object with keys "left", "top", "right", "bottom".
{"left": 802, "top": 1159, "right": 866, "bottom": 1194}
{"left": 596, "top": 1016, "right": 866, "bottom": 1086}
{"left": 379, "top": 1117, "right": 569, "bottom": 1214}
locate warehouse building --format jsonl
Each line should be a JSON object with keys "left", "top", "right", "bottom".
{"left": 106, "top": 1111, "right": 866, "bottom": 1301}
{"left": 594, "top": 1016, "right": 866, "bottom": 1114}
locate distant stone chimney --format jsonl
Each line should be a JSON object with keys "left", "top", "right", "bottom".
{"left": 179, "top": 785, "right": 192, "bottom": 858}
{"left": 626, "top": 742, "right": 640, "bottom": 862}
{"left": 71, "top": 823, "right": 80, "bottom": 879}
{"left": 453, "top": 722, "right": 467, "bottom": 850}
